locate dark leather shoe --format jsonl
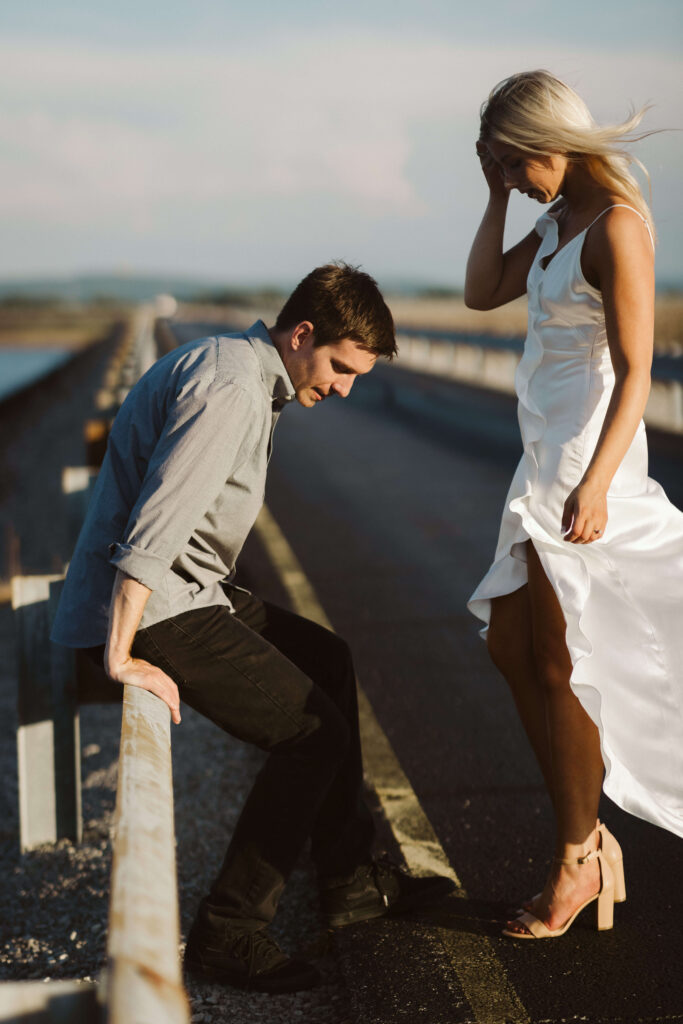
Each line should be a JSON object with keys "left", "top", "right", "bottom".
{"left": 320, "top": 857, "right": 456, "bottom": 928}
{"left": 184, "top": 922, "right": 320, "bottom": 993}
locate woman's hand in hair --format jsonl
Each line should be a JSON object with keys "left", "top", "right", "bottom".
{"left": 476, "top": 140, "right": 508, "bottom": 199}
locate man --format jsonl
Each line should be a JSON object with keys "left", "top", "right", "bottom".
{"left": 52, "top": 263, "right": 454, "bottom": 993}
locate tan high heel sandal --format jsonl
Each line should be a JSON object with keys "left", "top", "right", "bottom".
{"left": 502, "top": 849, "right": 615, "bottom": 940}
{"left": 515, "top": 821, "right": 625, "bottom": 915}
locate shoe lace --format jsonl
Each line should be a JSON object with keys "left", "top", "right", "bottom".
{"left": 368, "top": 856, "right": 402, "bottom": 900}
{"left": 230, "top": 930, "right": 284, "bottom": 979}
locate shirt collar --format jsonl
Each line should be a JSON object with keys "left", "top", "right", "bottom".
{"left": 246, "top": 320, "right": 296, "bottom": 404}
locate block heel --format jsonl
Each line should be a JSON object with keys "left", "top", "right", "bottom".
{"left": 503, "top": 848, "right": 615, "bottom": 940}
{"left": 598, "top": 822, "right": 626, "bottom": 903}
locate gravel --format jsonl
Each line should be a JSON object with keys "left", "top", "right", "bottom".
{"left": 0, "top": 334, "right": 355, "bottom": 1023}
{"left": 174, "top": 703, "right": 355, "bottom": 1024}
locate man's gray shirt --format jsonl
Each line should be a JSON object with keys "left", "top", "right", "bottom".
{"left": 51, "top": 321, "right": 295, "bottom": 648}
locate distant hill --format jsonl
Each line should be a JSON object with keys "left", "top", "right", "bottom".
{"left": 1, "top": 273, "right": 678, "bottom": 307}
{"left": 0, "top": 273, "right": 464, "bottom": 307}
{"left": 0, "top": 274, "right": 225, "bottom": 305}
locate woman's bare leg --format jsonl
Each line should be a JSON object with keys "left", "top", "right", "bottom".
{"left": 506, "top": 541, "right": 605, "bottom": 934}
{"left": 488, "top": 586, "right": 554, "bottom": 801}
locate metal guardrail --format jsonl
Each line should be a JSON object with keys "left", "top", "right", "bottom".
{"left": 397, "top": 332, "right": 683, "bottom": 434}
{"left": 3, "top": 307, "right": 190, "bottom": 1023}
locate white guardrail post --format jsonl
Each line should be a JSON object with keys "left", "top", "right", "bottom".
{"left": 13, "top": 575, "right": 82, "bottom": 852}
{"left": 0, "top": 980, "right": 98, "bottom": 1022}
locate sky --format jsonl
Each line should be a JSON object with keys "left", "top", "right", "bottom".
{"left": 2, "top": 0, "right": 682, "bottom": 288}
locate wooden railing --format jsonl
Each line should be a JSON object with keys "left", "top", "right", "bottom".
{"left": 3, "top": 305, "right": 190, "bottom": 1023}
{"left": 105, "top": 687, "right": 189, "bottom": 1024}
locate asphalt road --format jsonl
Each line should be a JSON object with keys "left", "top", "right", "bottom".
{"left": 174, "top": 323, "right": 683, "bottom": 1023}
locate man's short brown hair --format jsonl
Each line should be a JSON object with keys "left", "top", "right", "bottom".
{"left": 275, "top": 262, "right": 396, "bottom": 359}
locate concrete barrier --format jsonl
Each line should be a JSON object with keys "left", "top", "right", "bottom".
{"left": 645, "top": 378, "right": 683, "bottom": 432}
{"left": 397, "top": 332, "right": 683, "bottom": 434}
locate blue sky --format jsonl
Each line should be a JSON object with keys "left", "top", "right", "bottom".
{"left": 3, "top": 1, "right": 682, "bottom": 287}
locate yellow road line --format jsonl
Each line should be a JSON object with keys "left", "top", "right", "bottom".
{"left": 254, "top": 505, "right": 531, "bottom": 1024}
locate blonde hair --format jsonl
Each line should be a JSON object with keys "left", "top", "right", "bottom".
{"left": 480, "top": 70, "right": 655, "bottom": 237}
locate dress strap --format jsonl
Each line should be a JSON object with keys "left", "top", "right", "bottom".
{"left": 586, "top": 204, "right": 655, "bottom": 251}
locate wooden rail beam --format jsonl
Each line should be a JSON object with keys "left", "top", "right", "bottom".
{"left": 105, "top": 685, "right": 190, "bottom": 1024}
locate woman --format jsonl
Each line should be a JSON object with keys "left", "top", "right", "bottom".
{"left": 466, "top": 70, "right": 683, "bottom": 940}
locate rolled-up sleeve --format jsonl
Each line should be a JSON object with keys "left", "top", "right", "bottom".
{"left": 109, "top": 377, "right": 258, "bottom": 589}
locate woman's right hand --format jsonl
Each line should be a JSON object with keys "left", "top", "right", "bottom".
{"left": 466, "top": 139, "right": 537, "bottom": 310}
{"left": 476, "top": 140, "right": 508, "bottom": 199}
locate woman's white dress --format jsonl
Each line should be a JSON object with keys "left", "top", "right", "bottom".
{"left": 468, "top": 205, "right": 683, "bottom": 838}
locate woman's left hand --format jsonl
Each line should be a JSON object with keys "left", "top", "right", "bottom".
{"left": 561, "top": 481, "right": 608, "bottom": 543}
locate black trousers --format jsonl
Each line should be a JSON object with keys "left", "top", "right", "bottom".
{"left": 118, "top": 591, "right": 375, "bottom": 931}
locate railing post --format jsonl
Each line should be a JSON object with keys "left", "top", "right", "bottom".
{"left": 0, "top": 979, "right": 99, "bottom": 1022}
{"left": 13, "top": 576, "right": 82, "bottom": 851}
{"left": 62, "top": 467, "right": 99, "bottom": 554}
{"left": 84, "top": 418, "right": 112, "bottom": 467}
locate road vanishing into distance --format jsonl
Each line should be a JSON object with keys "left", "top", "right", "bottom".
{"left": 174, "top": 321, "right": 683, "bottom": 1024}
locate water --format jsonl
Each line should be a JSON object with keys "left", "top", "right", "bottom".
{"left": 0, "top": 348, "right": 71, "bottom": 402}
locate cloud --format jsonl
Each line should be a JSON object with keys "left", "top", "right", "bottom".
{"left": 1, "top": 32, "right": 680, "bottom": 278}
{"left": 2, "top": 35, "right": 445, "bottom": 221}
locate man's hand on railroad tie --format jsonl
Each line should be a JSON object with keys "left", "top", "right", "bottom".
{"left": 107, "top": 656, "right": 182, "bottom": 724}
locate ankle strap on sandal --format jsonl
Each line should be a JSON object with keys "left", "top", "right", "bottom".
{"left": 554, "top": 848, "right": 599, "bottom": 866}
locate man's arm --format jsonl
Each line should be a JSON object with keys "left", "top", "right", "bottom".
{"left": 104, "top": 569, "right": 181, "bottom": 724}
{"left": 109, "top": 377, "right": 257, "bottom": 593}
